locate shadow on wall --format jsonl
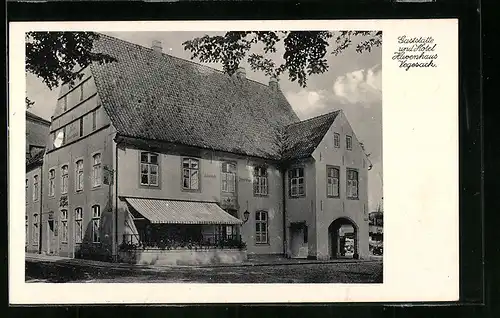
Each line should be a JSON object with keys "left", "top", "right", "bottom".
{"left": 74, "top": 201, "right": 114, "bottom": 262}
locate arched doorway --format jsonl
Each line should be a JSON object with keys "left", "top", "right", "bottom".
{"left": 328, "top": 217, "right": 359, "bottom": 259}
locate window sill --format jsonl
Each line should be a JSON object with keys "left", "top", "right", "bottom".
{"left": 75, "top": 190, "right": 84, "bottom": 194}
{"left": 347, "top": 197, "right": 359, "bottom": 200}
{"left": 253, "top": 194, "right": 269, "bottom": 198}
{"left": 255, "top": 242, "right": 270, "bottom": 246}
{"left": 327, "top": 195, "right": 340, "bottom": 199}
{"left": 181, "top": 188, "right": 201, "bottom": 193}
{"left": 91, "top": 185, "right": 102, "bottom": 191}
{"left": 289, "top": 195, "right": 306, "bottom": 199}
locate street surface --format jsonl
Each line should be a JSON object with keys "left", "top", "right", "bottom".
{"left": 26, "top": 260, "right": 382, "bottom": 283}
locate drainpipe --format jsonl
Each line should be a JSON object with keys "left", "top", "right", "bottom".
{"left": 114, "top": 136, "right": 119, "bottom": 262}
{"left": 38, "top": 159, "right": 44, "bottom": 254}
{"left": 281, "top": 166, "right": 287, "bottom": 257}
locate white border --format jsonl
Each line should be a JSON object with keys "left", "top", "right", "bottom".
{"left": 10, "top": 20, "right": 459, "bottom": 304}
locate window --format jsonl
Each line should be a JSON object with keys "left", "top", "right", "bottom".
{"left": 60, "top": 209, "right": 68, "bottom": 243}
{"left": 92, "top": 154, "right": 102, "bottom": 187}
{"left": 92, "top": 109, "right": 97, "bottom": 131}
{"left": 33, "top": 213, "right": 39, "bottom": 245}
{"left": 32, "top": 175, "right": 39, "bottom": 201}
{"left": 255, "top": 211, "right": 268, "bottom": 244}
{"left": 63, "top": 95, "right": 67, "bottom": 112}
{"left": 25, "top": 179, "right": 28, "bottom": 204}
{"left": 25, "top": 215, "right": 28, "bottom": 246}
{"left": 75, "top": 208, "right": 83, "bottom": 244}
{"left": 253, "top": 166, "right": 268, "bottom": 196}
{"left": 61, "top": 165, "right": 69, "bottom": 194}
{"left": 140, "top": 152, "right": 159, "bottom": 186}
{"left": 79, "top": 117, "right": 84, "bottom": 137}
{"left": 48, "top": 169, "right": 55, "bottom": 197}
{"left": 221, "top": 162, "right": 236, "bottom": 193}
{"left": 182, "top": 158, "right": 200, "bottom": 190}
{"left": 75, "top": 160, "right": 84, "bottom": 191}
{"left": 289, "top": 168, "right": 305, "bottom": 197}
{"left": 346, "top": 135, "right": 352, "bottom": 150}
{"left": 327, "top": 166, "right": 340, "bottom": 197}
{"left": 347, "top": 169, "right": 359, "bottom": 199}
{"left": 334, "top": 133, "right": 340, "bottom": 148}
{"left": 92, "top": 205, "right": 101, "bottom": 243}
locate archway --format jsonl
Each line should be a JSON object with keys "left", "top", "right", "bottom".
{"left": 328, "top": 217, "right": 359, "bottom": 259}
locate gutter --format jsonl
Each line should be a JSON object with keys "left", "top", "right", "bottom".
{"left": 281, "top": 166, "right": 287, "bottom": 257}
{"left": 38, "top": 157, "right": 44, "bottom": 254}
{"left": 114, "top": 135, "right": 119, "bottom": 262}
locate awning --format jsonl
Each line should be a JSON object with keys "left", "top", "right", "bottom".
{"left": 124, "top": 198, "right": 243, "bottom": 225}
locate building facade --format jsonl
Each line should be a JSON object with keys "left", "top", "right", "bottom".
{"left": 27, "top": 34, "right": 371, "bottom": 263}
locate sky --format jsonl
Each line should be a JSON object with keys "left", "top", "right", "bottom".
{"left": 26, "top": 31, "right": 383, "bottom": 211}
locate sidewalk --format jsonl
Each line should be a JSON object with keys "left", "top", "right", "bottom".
{"left": 26, "top": 252, "right": 381, "bottom": 270}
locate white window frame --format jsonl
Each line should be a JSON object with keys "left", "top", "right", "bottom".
{"left": 75, "top": 160, "right": 84, "bottom": 192}
{"left": 327, "top": 166, "right": 340, "bottom": 198}
{"left": 347, "top": 168, "right": 359, "bottom": 199}
{"left": 92, "top": 154, "right": 102, "bottom": 188}
{"left": 61, "top": 165, "right": 69, "bottom": 194}
{"left": 140, "top": 152, "right": 159, "bottom": 186}
{"left": 255, "top": 211, "right": 269, "bottom": 244}
{"left": 346, "top": 135, "right": 353, "bottom": 150}
{"left": 289, "top": 168, "right": 305, "bottom": 197}
{"left": 92, "top": 205, "right": 101, "bottom": 243}
{"left": 253, "top": 166, "right": 268, "bottom": 196}
{"left": 182, "top": 158, "right": 200, "bottom": 190}
{"left": 334, "top": 133, "right": 340, "bottom": 148}
{"left": 221, "top": 162, "right": 236, "bottom": 193}
{"left": 32, "top": 175, "right": 39, "bottom": 202}
{"left": 75, "top": 208, "right": 83, "bottom": 244}
{"left": 48, "top": 169, "right": 55, "bottom": 197}
{"left": 60, "top": 209, "right": 68, "bottom": 243}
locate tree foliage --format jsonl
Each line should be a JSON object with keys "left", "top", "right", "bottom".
{"left": 183, "top": 31, "right": 382, "bottom": 87}
{"left": 25, "top": 32, "right": 116, "bottom": 107}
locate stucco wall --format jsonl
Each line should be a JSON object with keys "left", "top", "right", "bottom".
{"left": 26, "top": 165, "right": 42, "bottom": 253}
{"left": 312, "top": 112, "right": 370, "bottom": 259}
{"left": 116, "top": 146, "right": 284, "bottom": 255}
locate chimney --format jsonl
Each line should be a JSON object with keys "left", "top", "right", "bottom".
{"left": 152, "top": 40, "right": 162, "bottom": 53}
{"left": 235, "top": 67, "right": 246, "bottom": 80}
{"left": 269, "top": 76, "right": 279, "bottom": 91}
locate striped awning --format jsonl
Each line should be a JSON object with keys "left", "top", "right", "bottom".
{"left": 124, "top": 198, "right": 243, "bottom": 225}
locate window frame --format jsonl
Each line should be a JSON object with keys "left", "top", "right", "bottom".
{"left": 255, "top": 211, "right": 269, "bottom": 245}
{"left": 32, "top": 175, "right": 39, "bottom": 202}
{"left": 91, "top": 153, "right": 102, "bottom": 188}
{"left": 139, "top": 152, "right": 160, "bottom": 187}
{"left": 326, "top": 165, "right": 340, "bottom": 198}
{"left": 181, "top": 157, "right": 201, "bottom": 191}
{"left": 221, "top": 161, "right": 237, "bottom": 194}
{"left": 346, "top": 135, "right": 353, "bottom": 151}
{"left": 79, "top": 117, "right": 84, "bottom": 137}
{"left": 25, "top": 179, "right": 28, "bottom": 204}
{"left": 346, "top": 168, "right": 359, "bottom": 200}
{"left": 25, "top": 215, "right": 29, "bottom": 246}
{"left": 91, "top": 109, "right": 97, "bottom": 131}
{"left": 32, "top": 213, "right": 39, "bottom": 246}
{"left": 61, "top": 164, "right": 69, "bottom": 194}
{"left": 75, "top": 207, "right": 83, "bottom": 244}
{"left": 91, "top": 205, "right": 101, "bottom": 243}
{"left": 334, "top": 133, "right": 341, "bottom": 148}
{"left": 48, "top": 168, "right": 56, "bottom": 197}
{"left": 253, "top": 165, "right": 269, "bottom": 196}
{"left": 75, "top": 159, "right": 84, "bottom": 192}
{"left": 288, "top": 167, "right": 305, "bottom": 198}
{"left": 60, "top": 209, "right": 68, "bottom": 243}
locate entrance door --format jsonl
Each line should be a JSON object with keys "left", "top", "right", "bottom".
{"left": 47, "top": 220, "right": 56, "bottom": 254}
{"left": 290, "top": 224, "right": 308, "bottom": 258}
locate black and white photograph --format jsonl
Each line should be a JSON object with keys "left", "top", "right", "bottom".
{"left": 24, "top": 30, "right": 383, "bottom": 284}
{"left": 10, "top": 20, "right": 459, "bottom": 304}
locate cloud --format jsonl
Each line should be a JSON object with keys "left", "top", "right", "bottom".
{"left": 333, "top": 64, "right": 381, "bottom": 105}
{"left": 285, "top": 89, "right": 330, "bottom": 120}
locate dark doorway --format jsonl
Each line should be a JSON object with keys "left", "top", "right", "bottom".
{"left": 328, "top": 218, "right": 359, "bottom": 259}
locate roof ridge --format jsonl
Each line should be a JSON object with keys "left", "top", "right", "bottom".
{"left": 97, "top": 32, "right": 278, "bottom": 91}
{"left": 287, "top": 109, "right": 341, "bottom": 128}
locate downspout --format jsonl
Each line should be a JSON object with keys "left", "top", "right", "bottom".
{"left": 38, "top": 158, "right": 44, "bottom": 254}
{"left": 114, "top": 136, "right": 119, "bottom": 262}
{"left": 281, "top": 165, "right": 287, "bottom": 257}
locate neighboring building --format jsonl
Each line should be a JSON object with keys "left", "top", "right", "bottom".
{"left": 25, "top": 111, "right": 50, "bottom": 252}
{"left": 33, "top": 34, "right": 370, "bottom": 264}
{"left": 369, "top": 211, "right": 383, "bottom": 254}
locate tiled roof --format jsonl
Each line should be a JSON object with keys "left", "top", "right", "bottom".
{"left": 89, "top": 34, "right": 300, "bottom": 160}
{"left": 26, "top": 147, "right": 44, "bottom": 168}
{"left": 26, "top": 111, "right": 50, "bottom": 150}
{"left": 283, "top": 110, "right": 341, "bottom": 160}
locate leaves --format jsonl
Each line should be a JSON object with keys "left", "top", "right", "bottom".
{"left": 25, "top": 32, "right": 117, "bottom": 91}
{"left": 183, "top": 31, "right": 382, "bottom": 88}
